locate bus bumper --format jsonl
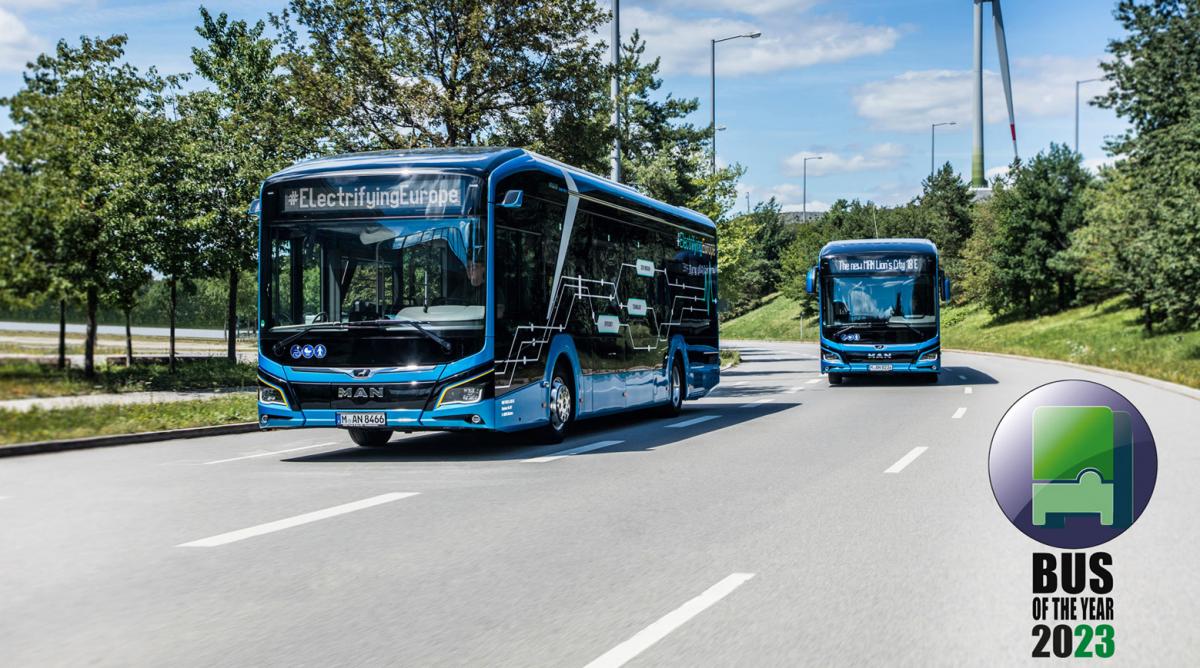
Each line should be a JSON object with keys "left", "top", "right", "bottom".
{"left": 819, "top": 347, "right": 942, "bottom": 375}
{"left": 258, "top": 399, "right": 498, "bottom": 432}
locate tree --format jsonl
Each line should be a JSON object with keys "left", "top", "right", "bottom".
{"left": 190, "top": 8, "right": 317, "bottom": 361}
{"left": 982, "top": 145, "right": 1093, "bottom": 317}
{"left": 271, "top": 0, "right": 610, "bottom": 160}
{"left": 715, "top": 211, "right": 762, "bottom": 318}
{"left": 2, "top": 35, "right": 165, "bottom": 376}
{"left": 917, "top": 163, "right": 974, "bottom": 280}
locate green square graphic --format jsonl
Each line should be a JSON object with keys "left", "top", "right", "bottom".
{"left": 1032, "top": 406, "right": 1114, "bottom": 482}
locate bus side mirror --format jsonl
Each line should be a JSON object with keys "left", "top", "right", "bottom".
{"left": 247, "top": 197, "right": 261, "bottom": 218}
{"left": 805, "top": 267, "right": 817, "bottom": 294}
{"left": 499, "top": 189, "right": 524, "bottom": 208}
{"left": 942, "top": 276, "right": 952, "bottom": 302}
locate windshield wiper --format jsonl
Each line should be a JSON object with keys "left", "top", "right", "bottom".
{"left": 270, "top": 322, "right": 348, "bottom": 356}
{"left": 346, "top": 319, "right": 453, "bottom": 353}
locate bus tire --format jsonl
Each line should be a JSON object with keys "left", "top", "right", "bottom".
{"left": 924, "top": 373, "right": 940, "bottom": 384}
{"left": 348, "top": 428, "right": 394, "bottom": 448}
{"left": 828, "top": 373, "right": 843, "bottom": 385}
{"left": 539, "top": 362, "right": 574, "bottom": 444}
{"left": 658, "top": 356, "right": 685, "bottom": 417}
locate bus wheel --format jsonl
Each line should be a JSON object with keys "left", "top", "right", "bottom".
{"left": 348, "top": 428, "right": 394, "bottom": 448}
{"left": 540, "top": 365, "right": 574, "bottom": 443}
{"left": 828, "top": 373, "right": 843, "bottom": 386}
{"left": 658, "top": 358, "right": 685, "bottom": 417}
{"left": 924, "top": 373, "right": 940, "bottom": 384}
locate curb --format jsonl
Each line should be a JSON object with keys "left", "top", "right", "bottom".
{"left": 0, "top": 422, "right": 260, "bottom": 458}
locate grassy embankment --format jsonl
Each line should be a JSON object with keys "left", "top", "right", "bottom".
{"left": 0, "top": 358, "right": 256, "bottom": 400}
{"left": 0, "top": 394, "right": 257, "bottom": 446}
{"left": 722, "top": 294, "right": 1200, "bottom": 389}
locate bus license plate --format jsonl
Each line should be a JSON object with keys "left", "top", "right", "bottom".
{"left": 868, "top": 364, "right": 894, "bottom": 372}
{"left": 337, "top": 412, "right": 387, "bottom": 428}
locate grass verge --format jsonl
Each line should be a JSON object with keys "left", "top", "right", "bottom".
{"left": 719, "top": 294, "right": 1200, "bottom": 389}
{"left": 719, "top": 349, "right": 741, "bottom": 368}
{"left": 0, "top": 393, "right": 256, "bottom": 445}
{"left": 0, "top": 359, "right": 257, "bottom": 400}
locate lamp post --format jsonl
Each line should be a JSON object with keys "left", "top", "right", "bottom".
{"left": 710, "top": 31, "right": 761, "bottom": 174}
{"left": 931, "top": 121, "right": 956, "bottom": 177}
{"left": 802, "top": 155, "right": 822, "bottom": 220}
{"left": 610, "top": 0, "right": 620, "bottom": 182}
{"left": 1075, "top": 78, "right": 1102, "bottom": 155}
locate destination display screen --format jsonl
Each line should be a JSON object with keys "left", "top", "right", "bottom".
{"left": 267, "top": 173, "right": 480, "bottom": 220}
{"left": 825, "top": 254, "right": 931, "bottom": 275}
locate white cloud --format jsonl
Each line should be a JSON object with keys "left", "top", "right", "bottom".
{"left": 782, "top": 143, "right": 909, "bottom": 177}
{"left": 986, "top": 165, "right": 1011, "bottom": 182}
{"left": 852, "top": 56, "right": 1112, "bottom": 132}
{"left": 639, "top": 0, "right": 823, "bottom": 17}
{"left": 0, "top": 7, "right": 41, "bottom": 72}
{"left": 622, "top": 5, "right": 899, "bottom": 77}
{"left": 740, "top": 182, "right": 829, "bottom": 213}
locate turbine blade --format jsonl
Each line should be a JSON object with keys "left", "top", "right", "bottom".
{"left": 992, "top": 0, "right": 1018, "bottom": 159}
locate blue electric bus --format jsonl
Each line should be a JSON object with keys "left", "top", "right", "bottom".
{"left": 805, "top": 239, "right": 950, "bottom": 385}
{"left": 252, "top": 148, "right": 720, "bottom": 446}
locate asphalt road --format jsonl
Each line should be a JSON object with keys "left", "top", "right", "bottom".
{"left": 2, "top": 341, "right": 1197, "bottom": 666}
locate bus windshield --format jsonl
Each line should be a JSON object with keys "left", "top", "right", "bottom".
{"left": 260, "top": 172, "right": 485, "bottom": 365}
{"left": 821, "top": 255, "right": 937, "bottom": 344}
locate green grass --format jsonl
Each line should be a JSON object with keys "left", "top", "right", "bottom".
{"left": 719, "top": 349, "right": 741, "bottom": 368}
{"left": 0, "top": 394, "right": 256, "bottom": 445}
{"left": 720, "top": 294, "right": 1200, "bottom": 389}
{"left": 722, "top": 293, "right": 817, "bottom": 342}
{"left": 0, "top": 359, "right": 257, "bottom": 400}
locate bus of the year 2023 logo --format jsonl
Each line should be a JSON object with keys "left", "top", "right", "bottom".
{"left": 988, "top": 379, "right": 1158, "bottom": 659}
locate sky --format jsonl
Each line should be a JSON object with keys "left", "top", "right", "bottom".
{"left": 0, "top": 0, "right": 1129, "bottom": 213}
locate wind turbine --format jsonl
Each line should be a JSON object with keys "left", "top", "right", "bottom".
{"left": 972, "top": 0, "right": 1018, "bottom": 189}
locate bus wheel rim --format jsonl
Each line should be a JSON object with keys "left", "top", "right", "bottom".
{"left": 550, "top": 378, "right": 571, "bottom": 429}
{"left": 671, "top": 365, "right": 682, "bottom": 406}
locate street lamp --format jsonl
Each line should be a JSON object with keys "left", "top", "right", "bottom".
{"left": 710, "top": 31, "right": 761, "bottom": 174}
{"left": 931, "top": 121, "right": 956, "bottom": 177}
{"left": 802, "top": 155, "right": 822, "bottom": 220}
{"left": 1075, "top": 78, "right": 1103, "bottom": 155}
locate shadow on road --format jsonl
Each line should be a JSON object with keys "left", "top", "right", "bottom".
{"left": 833, "top": 366, "right": 998, "bottom": 388}
{"left": 285, "top": 402, "right": 798, "bottom": 464}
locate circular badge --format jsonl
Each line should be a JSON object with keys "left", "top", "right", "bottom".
{"left": 289, "top": 344, "right": 303, "bottom": 360}
{"left": 314, "top": 344, "right": 327, "bottom": 359}
{"left": 301, "top": 344, "right": 315, "bottom": 359}
{"left": 989, "top": 380, "right": 1157, "bottom": 549}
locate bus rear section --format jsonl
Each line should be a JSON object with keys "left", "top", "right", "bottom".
{"left": 805, "top": 239, "right": 951, "bottom": 385}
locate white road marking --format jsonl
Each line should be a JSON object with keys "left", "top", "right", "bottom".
{"left": 738, "top": 398, "right": 774, "bottom": 409}
{"left": 964, "top": 386, "right": 973, "bottom": 395}
{"left": 666, "top": 415, "right": 718, "bottom": 429}
{"left": 785, "top": 385, "right": 805, "bottom": 394}
{"left": 524, "top": 440, "right": 624, "bottom": 463}
{"left": 178, "top": 493, "right": 418, "bottom": 547}
{"left": 805, "top": 378, "right": 821, "bottom": 384}
{"left": 952, "top": 407, "right": 967, "bottom": 419}
{"left": 583, "top": 573, "right": 755, "bottom": 668}
{"left": 203, "top": 441, "right": 339, "bottom": 465}
{"left": 885, "top": 447, "right": 929, "bottom": 474}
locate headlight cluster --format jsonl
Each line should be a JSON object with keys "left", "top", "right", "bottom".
{"left": 919, "top": 350, "right": 940, "bottom": 362}
{"left": 258, "top": 380, "right": 288, "bottom": 406}
{"left": 440, "top": 383, "right": 486, "bottom": 405}
{"left": 822, "top": 351, "right": 842, "bottom": 364}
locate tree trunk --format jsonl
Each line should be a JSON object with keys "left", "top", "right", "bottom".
{"left": 169, "top": 276, "right": 177, "bottom": 373}
{"left": 1144, "top": 303, "right": 1154, "bottom": 336}
{"left": 84, "top": 287, "right": 98, "bottom": 378}
{"left": 226, "top": 267, "right": 239, "bottom": 362}
{"left": 57, "top": 298, "right": 67, "bottom": 370}
{"left": 124, "top": 308, "right": 134, "bottom": 367}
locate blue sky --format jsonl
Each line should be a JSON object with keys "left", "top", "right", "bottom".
{"left": 0, "top": 0, "right": 1128, "bottom": 212}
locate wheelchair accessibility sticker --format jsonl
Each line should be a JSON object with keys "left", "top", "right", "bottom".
{"left": 989, "top": 380, "right": 1157, "bottom": 549}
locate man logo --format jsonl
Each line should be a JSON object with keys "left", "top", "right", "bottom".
{"left": 338, "top": 387, "right": 384, "bottom": 400}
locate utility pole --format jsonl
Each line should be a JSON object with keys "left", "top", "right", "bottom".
{"left": 802, "top": 155, "right": 822, "bottom": 221}
{"left": 1075, "top": 78, "right": 1101, "bottom": 155}
{"left": 610, "top": 0, "right": 621, "bottom": 182}
{"left": 710, "top": 31, "right": 760, "bottom": 175}
{"left": 931, "top": 121, "right": 956, "bottom": 177}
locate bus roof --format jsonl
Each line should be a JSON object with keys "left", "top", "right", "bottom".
{"left": 264, "top": 147, "right": 714, "bottom": 230}
{"left": 819, "top": 238, "right": 938, "bottom": 257}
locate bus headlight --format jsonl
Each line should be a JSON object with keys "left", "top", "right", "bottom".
{"left": 919, "top": 351, "right": 940, "bottom": 362}
{"left": 822, "top": 351, "right": 842, "bottom": 364}
{"left": 258, "top": 383, "right": 288, "bottom": 406}
{"left": 441, "top": 383, "right": 485, "bottom": 405}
